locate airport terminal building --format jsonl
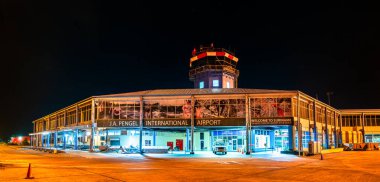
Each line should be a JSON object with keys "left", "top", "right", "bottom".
{"left": 30, "top": 45, "right": 380, "bottom": 154}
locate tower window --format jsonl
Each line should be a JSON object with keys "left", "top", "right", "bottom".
{"left": 199, "top": 81, "right": 204, "bottom": 89}
{"left": 213, "top": 80, "right": 219, "bottom": 87}
{"left": 226, "top": 81, "right": 230, "bottom": 88}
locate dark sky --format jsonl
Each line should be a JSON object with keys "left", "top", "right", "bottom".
{"left": 1, "top": 1, "right": 379, "bottom": 140}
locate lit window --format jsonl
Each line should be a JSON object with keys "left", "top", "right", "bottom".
{"left": 226, "top": 81, "right": 230, "bottom": 88}
{"left": 213, "top": 80, "right": 219, "bottom": 87}
{"left": 199, "top": 81, "right": 204, "bottom": 89}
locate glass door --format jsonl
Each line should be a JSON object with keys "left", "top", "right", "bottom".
{"left": 232, "top": 139, "right": 237, "bottom": 151}
{"left": 274, "top": 129, "right": 289, "bottom": 151}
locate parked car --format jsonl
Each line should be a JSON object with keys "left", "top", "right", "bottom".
{"left": 212, "top": 139, "right": 227, "bottom": 155}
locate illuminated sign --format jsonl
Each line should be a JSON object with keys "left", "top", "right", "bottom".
{"left": 144, "top": 118, "right": 245, "bottom": 127}
{"left": 196, "top": 118, "right": 245, "bottom": 127}
{"left": 97, "top": 118, "right": 246, "bottom": 127}
{"left": 251, "top": 117, "right": 294, "bottom": 126}
{"left": 97, "top": 120, "right": 139, "bottom": 127}
{"left": 144, "top": 119, "right": 190, "bottom": 127}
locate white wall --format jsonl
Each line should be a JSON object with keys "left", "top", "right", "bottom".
{"left": 94, "top": 130, "right": 212, "bottom": 151}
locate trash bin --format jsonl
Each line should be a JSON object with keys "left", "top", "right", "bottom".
{"left": 308, "top": 141, "right": 313, "bottom": 154}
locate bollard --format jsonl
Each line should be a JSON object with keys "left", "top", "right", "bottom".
{"left": 320, "top": 153, "right": 324, "bottom": 160}
{"left": 25, "top": 163, "right": 34, "bottom": 179}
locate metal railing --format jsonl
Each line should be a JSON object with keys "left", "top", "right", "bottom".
{"left": 189, "top": 65, "right": 239, "bottom": 79}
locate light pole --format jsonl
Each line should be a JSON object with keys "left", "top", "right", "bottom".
{"left": 326, "top": 92, "right": 334, "bottom": 105}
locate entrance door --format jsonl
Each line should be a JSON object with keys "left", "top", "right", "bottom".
{"left": 176, "top": 139, "right": 183, "bottom": 151}
{"left": 274, "top": 129, "right": 289, "bottom": 151}
{"left": 167, "top": 142, "right": 173, "bottom": 150}
{"left": 200, "top": 141, "right": 204, "bottom": 150}
{"left": 233, "top": 139, "right": 237, "bottom": 151}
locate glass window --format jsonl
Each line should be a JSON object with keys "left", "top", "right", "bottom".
{"left": 199, "top": 81, "right": 204, "bottom": 89}
{"left": 213, "top": 80, "right": 219, "bottom": 87}
{"left": 226, "top": 81, "right": 230, "bottom": 88}
{"left": 251, "top": 97, "right": 291, "bottom": 118}
{"left": 365, "top": 116, "right": 371, "bottom": 126}
{"left": 195, "top": 98, "right": 245, "bottom": 118}
{"left": 145, "top": 140, "right": 151, "bottom": 146}
{"left": 376, "top": 115, "right": 380, "bottom": 126}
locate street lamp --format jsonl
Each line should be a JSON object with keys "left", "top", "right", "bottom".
{"left": 326, "top": 92, "right": 334, "bottom": 105}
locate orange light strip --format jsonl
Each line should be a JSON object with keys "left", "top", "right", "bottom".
{"left": 189, "top": 51, "right": 239, "bottom": 64}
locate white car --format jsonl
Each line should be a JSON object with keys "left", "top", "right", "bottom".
{"left": 212, "top": 140, "right": 227, "bottom": 155}
{"left": 212, "top": 146, "right": 227, "bottom": 155}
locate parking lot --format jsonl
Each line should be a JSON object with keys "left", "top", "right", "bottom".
{"left": 1, "top": 145, "right": 380, "bottom": 181}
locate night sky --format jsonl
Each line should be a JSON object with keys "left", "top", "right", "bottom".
{"left": 1, "top": 1, "right": 379, "bottom": 141}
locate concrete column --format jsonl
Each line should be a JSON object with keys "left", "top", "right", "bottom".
{"left": 90, "top": 99, "right": 95, "bottom": 152}
{"left": 313, "top": 100, "right": 318, "bottom": 143}
{"left": 308, "top": 103, "right": 312, "bottom": 141}
{"left": 269, "top": 130, "right": 275, "bottom": 149}
{"left": 297, "top": 92, "right": 301, "bottom": 155}
{"left": 190, "top": 96, "right": 195, "bottom": 154}
{"left": 63, "top": 132, "right": 66, "bottom": 150}
{"left": 245, "top": 95, "right": 251, "bottom": 154}
{"left": 42, "top": 135, "right": 45, "bottom": 148}
{"left": 153, "top": 131, "right": 156, "bottom": 146}
{"left": 139, "top": 96, "right": 143, "bottom": 154}
{"left": 37, "top": 135, "right": 40, "bottom": 147}
{"left": 74, "top": 129, "right": 78, "bottom": 150}
{"left": 186, "top": 128, "right": 190, "bottom": 152}
{"left": 54, "top": 132, "right": 57, "bottom": 148}
{"left": 38, "top": 134, "right": 41, "bottom": 147}
{"left": 334, "top": 112, "right": 338, "bottom": 148}
{"left": 362, "top": 113, "right": 365, "bottom": 143}
{"left": 289, "top": 126, "right": 295, "bottom": 151}
{"left": 339, "top": 114, "right": 343, "bottom": 146}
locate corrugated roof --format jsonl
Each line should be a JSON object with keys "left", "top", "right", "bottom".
{"left": 95, "top": 88, "right": 297, "bottom": 98}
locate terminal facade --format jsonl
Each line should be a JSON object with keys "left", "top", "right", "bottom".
{"left": 30, "top": 45, "right": 380, "bottom": 154}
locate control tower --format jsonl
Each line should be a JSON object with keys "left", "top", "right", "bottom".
{"left": 189, "top": 44, "right": 239, "bottom": 89}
